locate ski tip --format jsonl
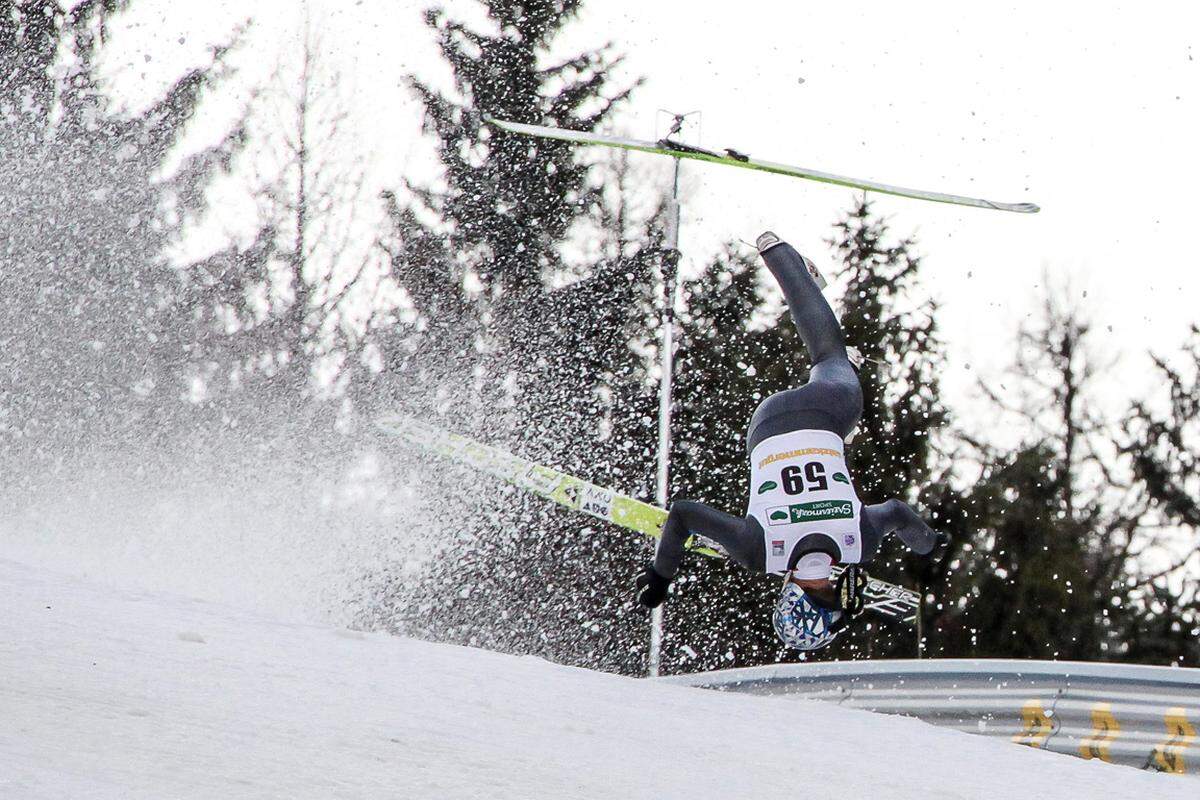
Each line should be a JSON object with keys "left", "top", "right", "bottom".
{"left": 980, "top": 200, "right": 1040, "bottom": 213}
{"left": 991, "top": 201, "right": 1040, "bottom": 213}
{"left": 483, "top": 115, "right": 519, "bottom": 133}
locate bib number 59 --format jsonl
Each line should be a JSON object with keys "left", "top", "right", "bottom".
{"left": 781, "top": 462, "right": 828, "bottom": 494}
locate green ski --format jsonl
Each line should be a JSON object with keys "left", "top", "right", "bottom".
{"left": 376, "top": 415, "right": 921, "bottom": 622}
{"left": 486, "top": 116, "right": 1039, "bottom": 214}
{"left": 376, "top": 413, "right": 689, "bottom": 550}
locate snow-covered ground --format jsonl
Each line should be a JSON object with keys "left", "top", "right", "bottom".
{"left": 1, "top": 558, "right": 1190, "bottom": 799}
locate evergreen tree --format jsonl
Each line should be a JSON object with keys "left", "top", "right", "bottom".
{"left": 0, "top": 0, "right": 240, "bottom": 475}
{"left": 941, "top": 447, "right": 1105, "bottom": 658}
{"left": 1114, "top": 580, "right": 1200, "bottom": 666}
{"left": 1127, "top": 327, "right": 1200, "bottom": 530}
{"left": 829, "top": 199, "right": 953, "bottom": 658}
{"left": 1121, "top": 326, "right": 1200, "bottom": 664}
{"left": 374, "top": 0, "right": 636, "bottom": 406}
{"left": 366, "top": 164, "right": 663, "bottom": 674}
{"left": 939, "top": 293, "right": 1147, "bottom": 661}
{"left": 365, "top": 0, "right": 661, "bottom": 673}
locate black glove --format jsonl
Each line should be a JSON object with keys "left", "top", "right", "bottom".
{"left": 635, "top": 563, "right": 672, "bottom": 609}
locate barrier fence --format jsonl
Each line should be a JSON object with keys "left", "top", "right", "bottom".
{"left": 657, "top": 659, "right": 1200, "bottom": 775}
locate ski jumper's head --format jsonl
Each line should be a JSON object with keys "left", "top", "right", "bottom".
{"left": 772, "top": 578, "right": 842, "bottom": 651}
{"left": 772, "top": 567, "right": 868, "bottom": 651}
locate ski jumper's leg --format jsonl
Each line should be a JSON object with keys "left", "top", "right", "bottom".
{"left": 747, "top": 236, "right": 863, "bottom": 448}
{"left": 859, "top": 499, "right": 938, "bottom": 561}
{"left": 653, "top": 500, "right": 765, "bottom": 579}
{"left": 759, "top": 237, "right": 848, "bottom": 366}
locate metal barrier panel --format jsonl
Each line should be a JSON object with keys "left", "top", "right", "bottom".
{"left": 657, "top": 659, "right": 1200, "bottom": 775}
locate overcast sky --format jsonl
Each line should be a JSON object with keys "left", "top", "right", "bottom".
{"left": 103, "top": 0, "right": 1200, "bottom": 437}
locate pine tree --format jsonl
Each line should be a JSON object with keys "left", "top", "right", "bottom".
{"left": 1127, "top": 327, "right": 1200, "bottom": 530}
{"left": 828, "top": 198, "right": 953, "bottom": 658}
{"left": 364, "top": 1, "right": 662, "bottom": 673}
{"left": 1114, "top": 580, "right": 1200, "bottom": 666}
{"left": 0, "top": 1, "right": 240, "bottom": 476}
{"left": 944, "top": 447, "right": 1104, "bottom": 658}
{"left": 1121, "top": 326, "right": 1200, "bottom": 664}
{"left": 940, "top": 292, "right": 1146, "bottom": 660}
{"left": 374, "top": 0, "right": 636, "bottom": 407}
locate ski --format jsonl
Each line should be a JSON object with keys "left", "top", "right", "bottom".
{"left": 486, "top": 116, "right": 1039, "bottom": 215}
{"left": 376, "top": 414, "right": 921, "bottom": 622}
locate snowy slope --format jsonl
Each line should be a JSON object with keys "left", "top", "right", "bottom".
{"left": 1, "top": 558, "right": 1190, "bottom": 800}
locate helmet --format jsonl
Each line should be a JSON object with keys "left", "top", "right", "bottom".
{"left": 772, "top": 581, "right": 844, "bottom": 651}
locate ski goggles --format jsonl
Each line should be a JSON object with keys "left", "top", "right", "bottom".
{"left": 803, "top": 564, "right": 868, "bottom": 635}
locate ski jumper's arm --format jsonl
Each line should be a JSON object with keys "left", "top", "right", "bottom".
{"left": 652, "top": 500, "right": 764, "bottom": 579}
{"left": 859, "top": 499, "right": 940, "bottom": 559}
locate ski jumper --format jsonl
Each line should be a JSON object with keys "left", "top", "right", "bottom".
{"left": 651, "top": 236, "right": 937, "bottom": 581}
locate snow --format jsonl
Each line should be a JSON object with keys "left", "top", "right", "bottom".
{"left": 1, "top": 557, "right": 1190, "bottom": 799}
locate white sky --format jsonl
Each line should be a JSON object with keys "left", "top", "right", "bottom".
{"left": 102, "top": 0, "right": 1200, "bottom": 437}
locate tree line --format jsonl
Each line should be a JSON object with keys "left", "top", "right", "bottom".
{"left": 2, "top": 0, "right": 1196, "bottom": 673}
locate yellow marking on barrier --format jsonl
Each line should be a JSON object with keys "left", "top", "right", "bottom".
{"left": 1012, "top": 700, "right": 1054, "bottom": 748}
{"left": 1079, "top": 702, "right": 1120, "bottom": 762}
{"left": 1151, "top": 707, "right": 1197, "bottom": 774}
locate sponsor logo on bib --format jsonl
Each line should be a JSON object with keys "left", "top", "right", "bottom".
{"left": 772, "top": 540, "right": 785, "bottom": 556}
{"left": 767, "top": 500, "right": 854, "bottom": 525}
{"left": 832, "top": 472, "right": 850, "bottom": 484}
{"left": 759, "top": 447, "right": 841, "bottom": 469}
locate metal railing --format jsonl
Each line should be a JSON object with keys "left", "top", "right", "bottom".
{"left": 658, "top": 659, "right": 1200, "bottom": 775}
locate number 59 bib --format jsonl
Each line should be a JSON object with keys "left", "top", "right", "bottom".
{"left": 746, "top": 429, "right": 864, "bottom": 573}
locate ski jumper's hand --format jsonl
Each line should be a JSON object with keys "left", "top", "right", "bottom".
{"left": 635, "top": 564, "right": 672, "bottom": 608}
{"left": 860, "top": 499, "right": 946, "bottom": 557}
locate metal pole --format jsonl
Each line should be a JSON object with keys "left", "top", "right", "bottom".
{"left": 916, "top": 591, "right": 925, "bottom": 658}
{"left": 649, "top": 156, "right": 682, "bottom": 678}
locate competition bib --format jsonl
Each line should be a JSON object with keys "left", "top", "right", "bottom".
{"left": 746, "top": 429, "right": 863, "bottom": 574}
